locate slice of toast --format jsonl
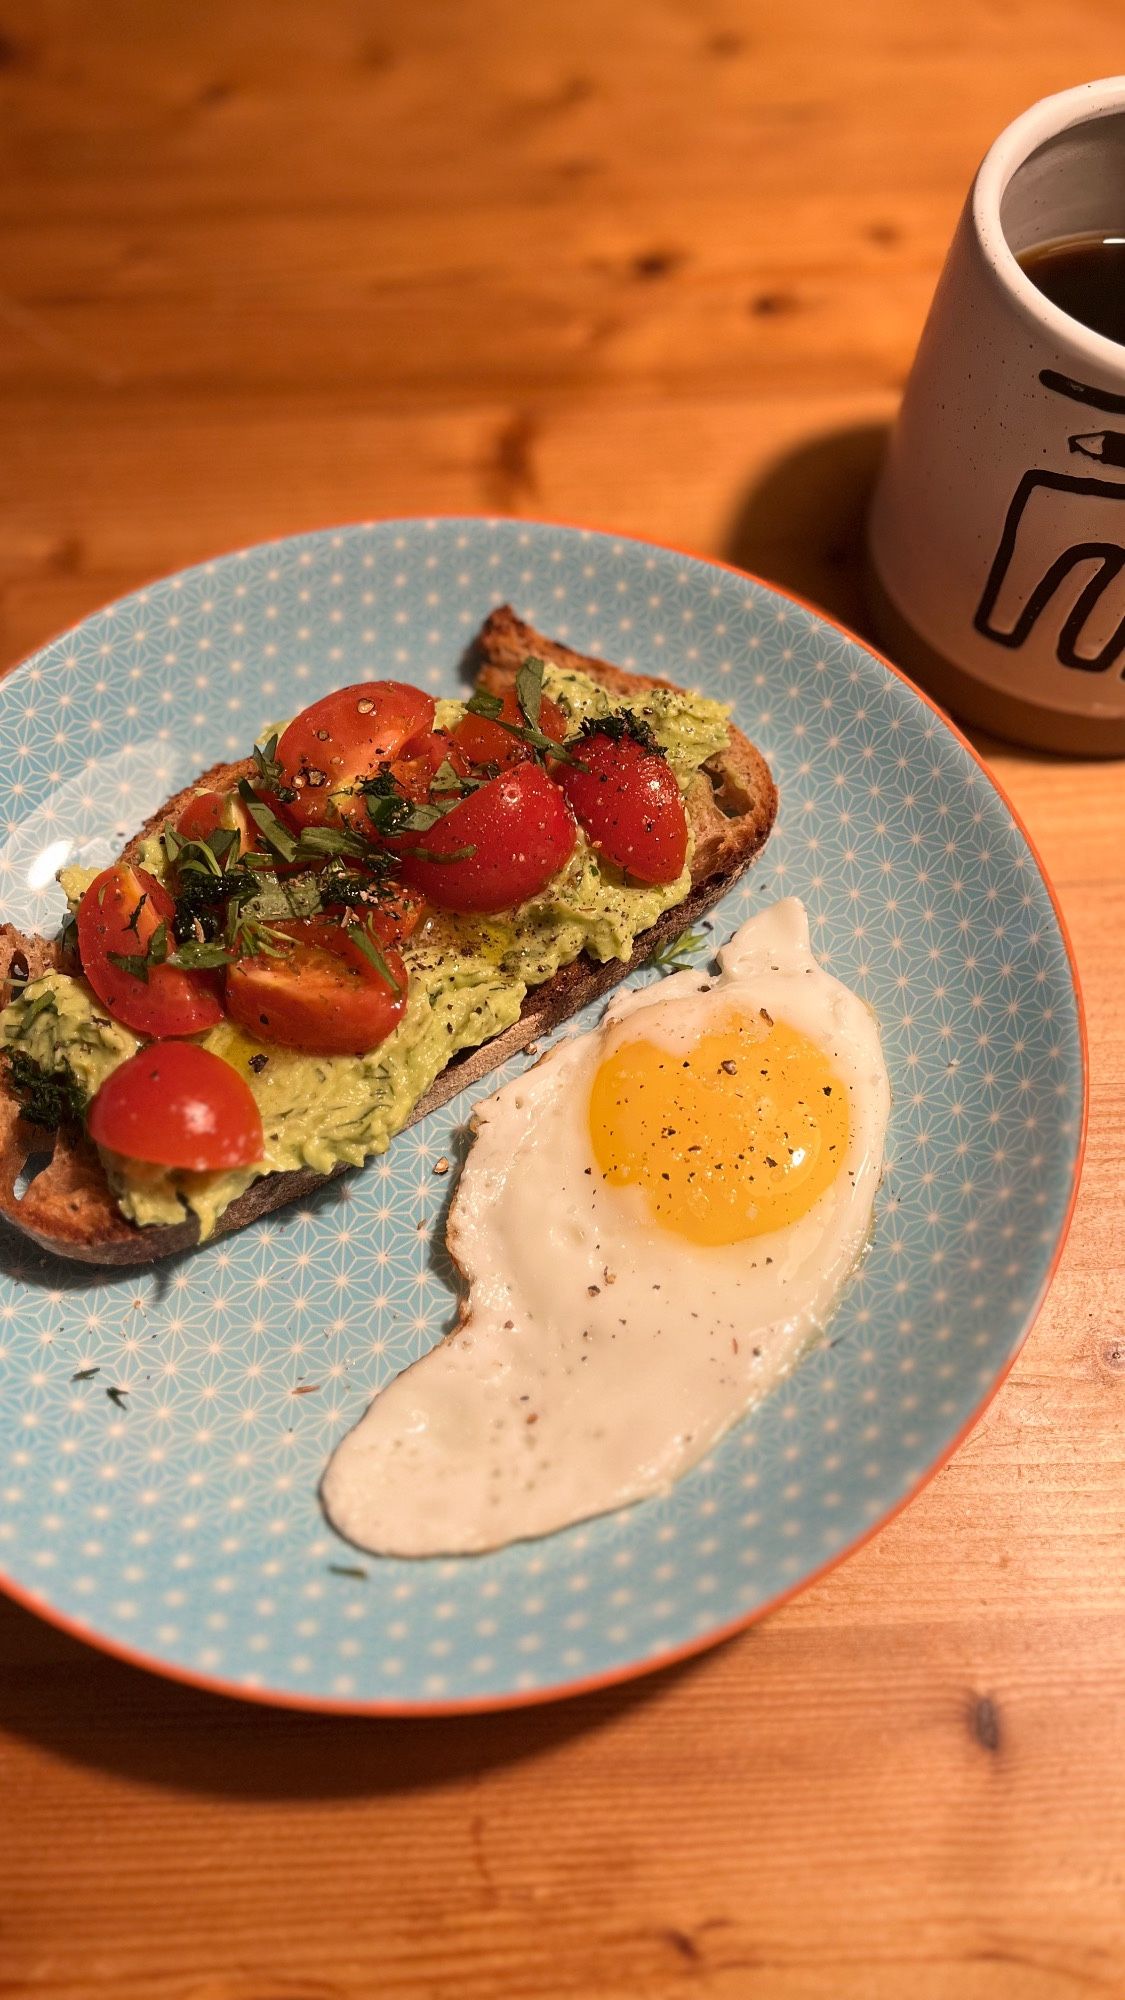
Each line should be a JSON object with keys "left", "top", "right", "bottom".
{"left": 0, "top": 611, "right": 777, "bottom": 1265}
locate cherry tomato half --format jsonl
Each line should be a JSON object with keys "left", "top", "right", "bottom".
{"left": 277, "top": 682, "right": 435, "bottom": 831}
{"left": 395, "top": 761, "right": 576, "bottom": 914}
{"left": 387, "top": 728, "right": 471, "bottom": 802}
{"left": 318, "top": 873, "right": 426, "bottom": 946}
{"left": 88, "top": 1042, "right": 264, "bottom": 1171}
{"left": 452, "top": 687, "right": 567, "bottom": 771}
{"left": 174, "top": 788, "right": 255, "bottom": 853}
{"left": 77, "top": 864, "right": 223, "bottom": 1038}
{"left": 224, "top": 917, "right": 407, "bottom": 1056}
{"left": 558, "top": 729, "right": 688, "bottom": 884}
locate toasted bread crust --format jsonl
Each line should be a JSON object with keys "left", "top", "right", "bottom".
{"left": 0, "top": 613, "right": 776, "bottom": 1264}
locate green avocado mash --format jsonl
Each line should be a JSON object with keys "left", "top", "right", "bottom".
{"left": 1, "top": 665, "right": 730, "bottom": 1238}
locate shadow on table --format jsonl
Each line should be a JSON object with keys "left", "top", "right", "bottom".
{"left": 721, "top": 419, "right": 890, "bottom": 642}
{"left": 720, "top": 417, "right": 1035, "bottom": 769}
{"left": 0, "top": 1588, "right": 715, "bottom": 1799}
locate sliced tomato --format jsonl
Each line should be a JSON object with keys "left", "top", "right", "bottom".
{"left": 395, "top": 761, "right": 576, "bottom": 914}
{"left": 558, "top": 729, "right": 688, "bottom": 884}
{"left": 452, "top": 688, "right": 567, "bottom": 771}
{"left": 318, "top": 872, "right": 426, "bottom": 946}
{"left": 388, "top": 728, "right": 471, "bottom": 801}
{"left": 224, "top": 917, "right": 407, "bottom": 1056}
{"left": 276, "top": 682, "right": 435, "bottom": 831}
{"left": 88, "top": 1042, "right": 264, "bottom": 1171}
{"left": 76, "top": 864, "right": 223, "bottom": 1038}
{"left": 174, "top": 788, "right": 255, "bottom": 852}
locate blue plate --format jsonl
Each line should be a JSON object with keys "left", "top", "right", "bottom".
{"left": 0, "top": 520, "right": 1085, "bottom": 1711}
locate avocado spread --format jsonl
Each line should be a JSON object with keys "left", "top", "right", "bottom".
{"left": 0, "top": 665, "right": 729, "bottom": 1237}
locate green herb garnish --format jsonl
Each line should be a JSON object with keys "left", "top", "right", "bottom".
{"left": 345, "top": 922, "right": 403, "bottom": 996}
{"left": 252, "top": 731, "right": 298, "bottom": 803}
{"left": 236, "top": 781, "right": 299, "bottom": 863}
{"left": 515, "top": 654, "right": 545, "bottom": 729}
{"left": 577, "top": 707, "right": 662, "bottom": 754}
{"left": 2, "top": 1048, "right": 83, "bottom": 1127}
{"left": 10, "top": 988, "right": 58, "bottom": 1036}
{"left": 648, "top": 928, "right": 707, "bottom": 970}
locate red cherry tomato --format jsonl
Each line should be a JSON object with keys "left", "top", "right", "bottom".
{"left": 395, "top": 762, "right": 576, "bottom": 914}
{"left": 388, "top": 728, "right": 471, "bottom": 801}
{"left": 452, "top": 688, "right": 567, "bottom": 770}
{"left": 175, "top": 788, "right": 255, "bottom": 852}
{"left": 319, "top": 873, "right": 426, "bottom": 946}
{"left": 76, "top": 864, "right": 223, "bottom": 1038}
{"left": 276, "top": 683, "right": 435, "bottom": 831}
{"left": 558, "top": 729, "right": 688, "bottom": 884}
{"left": 224, "top": 918, "right": 407, "bottom": 1056}
{"left": 88, "top": 1042, "right": 264, "bottom": 1171}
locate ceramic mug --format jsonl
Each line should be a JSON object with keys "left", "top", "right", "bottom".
{"left": 868, "top": 77, "right": 1125, "bottom": 755}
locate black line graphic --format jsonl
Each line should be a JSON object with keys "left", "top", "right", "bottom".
{"left": 1039, "top": 368, "right": 1125, "bottom": 414}
{"left": 1070, "top": 431, "right": 1125, "bottom": 466}
{"left": 974, "top": 469, "right": 1125, "bottom": 673}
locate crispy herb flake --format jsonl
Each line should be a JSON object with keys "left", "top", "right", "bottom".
{"left": 577, "top": 706, "right": 662, "bottom": 754}
{"left": 3, "top": 1049, "right": 83, "bottom": 1128}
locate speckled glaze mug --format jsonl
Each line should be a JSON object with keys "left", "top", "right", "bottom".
{"left": 868, "top": 78, "right": 1125, "bottom": 755}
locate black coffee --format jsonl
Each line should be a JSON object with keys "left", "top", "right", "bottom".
{"left": 1018, "top": 233, "right": 1125, "bottom": 346}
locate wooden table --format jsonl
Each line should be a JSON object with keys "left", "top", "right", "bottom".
{"left": 1, "top": 6, "right": 1122, "bottom": 1996}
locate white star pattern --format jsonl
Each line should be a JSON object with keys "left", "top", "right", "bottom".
{"left": 0, "top": 520, "right": 1083, "bottom": 1708}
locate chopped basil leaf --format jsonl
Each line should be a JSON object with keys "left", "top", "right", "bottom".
{"left": 167, "top": 939, "right": 235, "bottom": 970}
{"left": 407, "top": 841, "right": 477, "bottom": 863}
{"left": 466, "top": 685, "right": 503, "bottom": 722}
{"left": 106, "top": 949, "right": 150, "bottom": 983}
{"left": 251, "top": 732, "right": 297, "bottom": 801}
{"left": 236, "top": 782, "right": 299, "bottom": 863}
{"left": 293, "top": 823, "right": 369, "bottom": 862}
{"left": 516, "top": 654, "right": 545, "bottom": 730}
{"left": 346, "top": 923, "right": 403, "bottom": 995}
{"left": 11, "top": 989, "right": 58, "bottom": 1035}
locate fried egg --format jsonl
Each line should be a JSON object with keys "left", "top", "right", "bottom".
{"left": 322, "top": 899, "right": 890, "bottom": 1557}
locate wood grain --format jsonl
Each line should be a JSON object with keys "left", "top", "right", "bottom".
{"left": 0, "top": 3, "right": 1123, "bottom": 1996}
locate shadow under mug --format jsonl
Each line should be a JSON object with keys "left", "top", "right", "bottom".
{"left": 868, "top": 77, "right": 1125, "bottom": 756}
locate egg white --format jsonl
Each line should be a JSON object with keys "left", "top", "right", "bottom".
{"left": 321, "top": 899, "right": 890, "bottom": 1557}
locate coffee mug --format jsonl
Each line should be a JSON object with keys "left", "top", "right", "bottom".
{"left": 868, "top": 77, "right": 1125, "bottom": 755}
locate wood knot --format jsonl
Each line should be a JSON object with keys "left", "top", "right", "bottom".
{"left": 969, "top": 1693, "right": 1001, "bottom": 1753}
{"left": 631, "top": 247, "right": 686, "bottom": 282}
{"left": 748, "top": 291, "right": 798, "bottom": 317}
{"left": 1099, "top": 1338, "right": 1125, "bottom": 1374}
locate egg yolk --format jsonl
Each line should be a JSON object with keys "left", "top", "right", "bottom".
{"left": 588, "top": 1011, "right": 849, "bottom": 1247}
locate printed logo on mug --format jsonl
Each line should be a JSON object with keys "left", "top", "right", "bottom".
{"left": 868, "top": 78, "right": 1125, "bottom": 755}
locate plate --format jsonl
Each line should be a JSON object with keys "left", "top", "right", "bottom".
{"left": 0, "top": 520, "right": 1085, "bottom": 1711}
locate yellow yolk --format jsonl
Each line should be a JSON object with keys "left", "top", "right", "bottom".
{"left": 588, "top": 1012, "right": 850, "bottom": 1247}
